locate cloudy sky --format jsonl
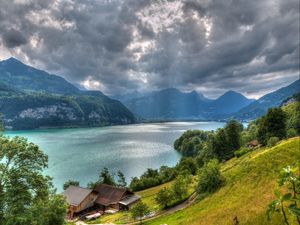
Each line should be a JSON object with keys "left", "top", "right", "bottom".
{"left": 0, "top": 0, "right": 299, "bottom": 99}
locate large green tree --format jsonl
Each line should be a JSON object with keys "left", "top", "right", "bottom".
{"left": 0, "top": 135, "right": 67, "bottom": 225}
{"left": 257, "top": 108, "right": 287, "bottom": 145}
{"left": 224, "top": 120, "right": 243, "bottom": 153}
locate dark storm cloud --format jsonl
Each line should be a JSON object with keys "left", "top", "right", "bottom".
{"left": 0, "top": 0, "right": 299, "bottom": 98}
{"left": 2, "top": 29, "right": 28, "bottom": 48}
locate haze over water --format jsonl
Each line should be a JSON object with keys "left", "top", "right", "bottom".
{"left": 6, "top": 122, "right": 225, "bottom": 192}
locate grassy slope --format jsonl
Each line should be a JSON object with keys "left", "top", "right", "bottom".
{"left": 146, "top": 137, "right": 300, "bottom": 225}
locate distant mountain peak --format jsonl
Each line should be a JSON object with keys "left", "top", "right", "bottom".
{"left": 2, "top": 57, "right": 22, "bottom": 64}
{"left": 233, "top": 79, "right": 300, "bottom": 120}
{"left": 221, "top": 90, "right": 244, "bottom": 97}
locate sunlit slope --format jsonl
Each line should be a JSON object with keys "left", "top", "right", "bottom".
{"left": 147, "top": 137, "right": 300, "bottom": 225}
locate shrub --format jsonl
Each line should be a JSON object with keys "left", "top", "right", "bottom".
{"left": 267, "top": 137, "right": 279, "bottom": 147}
{"left": 155, "top": 187, "right": 173, "bottom": 209}
{"left": 176, "top": 157, "right": 197, "bottom": 175}
{"left": 197, "top": 159, "right": 224, "bottom": 194}
{"left": 287, "top": 128, "right": 298, "bottom": 138}
{"left": 234, "top": 147, "right": 252, "bottom": 158}
{"left": 131, "top": 201, "right": 150, "bottom": 224}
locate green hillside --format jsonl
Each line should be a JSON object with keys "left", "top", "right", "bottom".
{"left": 146, "top": 137, "right": 300, "bottom": 225}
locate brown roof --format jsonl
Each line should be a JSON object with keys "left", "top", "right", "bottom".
{"left": 94, "top": 184, "right": 132, "bottom": 206}
{"left": 248, "top": 140, "right": 259, "bottom": 147}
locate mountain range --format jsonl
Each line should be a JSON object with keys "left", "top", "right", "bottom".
{"left": 0, "top": 57, "right": 136, "bottom": 129}
{"left": 115, "top": 88, "right": 255, "bottom": 120}
{"left": 0, "top": 57, "right": 298, "bottom": 129}
{"left": 232, "top": 79, "right": 300, "bottom": 120}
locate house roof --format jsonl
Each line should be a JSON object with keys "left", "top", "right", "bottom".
{"left": 119, "top": 194, "right": 141, "bottom": 206}
{"left": 248, "top": 140, "right": 259, "bottom": 146}
{"left": 94, "top": 184, "right": 131, "bottom": 206}
{"left": 63, "top": 185, "right": 93, "bottom": 206}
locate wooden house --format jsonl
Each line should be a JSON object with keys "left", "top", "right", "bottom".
{"left": 63, "top": 185, "right": 97, "bottom": 219}
{"left": 93, "top": 184, "right": 140, "bottom": 211}
{"left": 247, "top": 140, "right": 259, "bottom": 148}
{"left": 63, "top": 184, "right": 140, "bottom": 219}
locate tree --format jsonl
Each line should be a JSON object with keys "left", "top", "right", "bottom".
{"left": 159, "top": 166, "right": 176, "bottom": 183}
{"left": 172, "top": 175, "right": 189, "bottom": 200}
{"left": 99, "top": 167, "right": 116, "bottom": 186}
{"left": 174, "top": 130, "right": 210, "bottom": 157}
{"left": 131, "top": 201, "right": 150, "bottom": 224}
{"left": 176, "top": 157, "right": 197, "bottom": 175}
{"left": 63, "top": 180, "right": 80, "bottom": 190}
{"left": 155, "top": 187, "right": 173, "bottom": 209}
{"left": 0, "top": 135, "right": 67, "bottom": 225}
{"left": 224, "top": 120, "right": 243, "bottom": 153}
{"left": 282, "top": 98, "right": 300, "bottom": 135}
{"left": 117, "top": 170, "right": 127, "bottom": 187}
{"left": 197, "top": 159, "right": 224, "bottom": 194}
{"left": 30, "top": 194, "right": 68, "bottom": 225}
{"left": 87, "top": 181, "right": 101, "bottom": 189}
{"left": 213, "top": 128, "right": 230, "bottom": 160}
{"left": 241, "top": 121, "right": 258, "bottom": 145}
{"left": 257, "top": 108, "right": 287, "bottom": 145}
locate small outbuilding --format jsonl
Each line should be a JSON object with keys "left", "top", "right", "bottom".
{"left": 119, "top": 194, "right": 141, "bottom": 210}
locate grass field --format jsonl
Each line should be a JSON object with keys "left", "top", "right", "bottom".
{"left": 145, "top": 137, "right": 300, "bottom": 225}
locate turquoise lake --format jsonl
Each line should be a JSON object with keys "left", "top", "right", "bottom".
{"left": 6, "top": 122, "right": 226, "bottom": 192}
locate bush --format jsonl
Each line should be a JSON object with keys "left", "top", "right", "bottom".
{"left": 131, "top": 201, "right": 150, "bottom": 223}
{"left": 267, "top": 137, "right": 279, "bottom": 147}
{"left": 155, "top": 187, "right": 173, "bottom": 209}
{"left": 287, "top": 128, "right": 298, "bottom": 138}
{"left": 176, "top": 157, "right": 197, "bottom": 175}
{"left": 197, "top": 159, "right": 224, "bottom": 194}
{"left": 234, "top": 147, "right": 252, "bottom": 158}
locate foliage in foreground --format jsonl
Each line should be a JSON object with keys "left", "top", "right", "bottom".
{"left": 0, "top": 135, "right": 67, "bottom": 225}
{"left": 267, "top": 166, "right": 300, "bottom": 225}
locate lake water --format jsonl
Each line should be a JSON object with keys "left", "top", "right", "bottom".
{"left": 6, "top": 122, "right": 225, "bottom": 192}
